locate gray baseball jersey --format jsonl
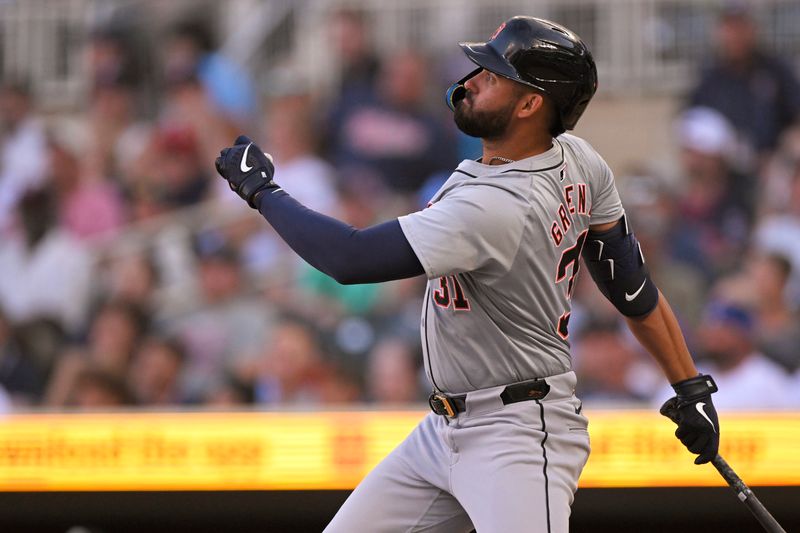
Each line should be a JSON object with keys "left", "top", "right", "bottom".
{"left": 398, "top": 134, "right": 624, "bottom": 393}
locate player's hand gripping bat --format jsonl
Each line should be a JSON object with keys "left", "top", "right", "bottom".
{"left": 660, "top": 401, "right": 786, "bottom": 533}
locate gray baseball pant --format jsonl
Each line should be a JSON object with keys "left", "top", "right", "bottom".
{"left": 324, "top": 371, "right": 590, "bottom": 532}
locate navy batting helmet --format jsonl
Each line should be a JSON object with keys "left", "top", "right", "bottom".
{"left": 446, "top": 16, "right": 598, "bottom": 133}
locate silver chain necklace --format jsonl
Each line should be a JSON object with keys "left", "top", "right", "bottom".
{"left": 486, "top": 156, "right": 515, "bottom": 164}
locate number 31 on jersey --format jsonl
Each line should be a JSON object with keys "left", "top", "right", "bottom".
{"left": 433, "top": 276, "right": 471, "bottom": 311}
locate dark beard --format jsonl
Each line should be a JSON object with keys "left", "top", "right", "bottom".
{"left": 453, "top": 96, "right": 516, "bottom": 140}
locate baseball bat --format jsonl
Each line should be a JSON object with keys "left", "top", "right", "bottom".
{"left": 710, "top": 454, "right": 786, "bottom": 533}
{"left": 660, "top": 405, "right": 786, "bottom": 533}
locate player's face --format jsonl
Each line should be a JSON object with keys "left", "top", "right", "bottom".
{"left": 453, "top": 69, "right": 520, "bottom": 140}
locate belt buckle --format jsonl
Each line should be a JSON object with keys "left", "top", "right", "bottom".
{"left": 429, "top": 393, "right": 456, "bottom": 417}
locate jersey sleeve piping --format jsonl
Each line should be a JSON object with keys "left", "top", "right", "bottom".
{"left": 454, "top": 169, "right": 478, "bottom": 179}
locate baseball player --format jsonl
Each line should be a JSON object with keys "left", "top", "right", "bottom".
{"left": 215, "top": 16, "right": 720, "bottom": 533}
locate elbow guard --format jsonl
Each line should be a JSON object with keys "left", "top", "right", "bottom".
{"left": 581, "top": 214, "right": 659, "bottom": 317}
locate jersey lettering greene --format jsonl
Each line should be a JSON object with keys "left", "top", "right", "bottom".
{"left": 398, "top": 134, "right": 624, "bottom": 393}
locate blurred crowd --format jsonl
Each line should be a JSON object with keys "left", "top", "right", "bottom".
{"left": 0, "top": 5, "right": 799, "bottom": 413}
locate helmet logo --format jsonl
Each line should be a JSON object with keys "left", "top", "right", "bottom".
{"left": 491, "top": 22, "right": 506, "bottom": 40}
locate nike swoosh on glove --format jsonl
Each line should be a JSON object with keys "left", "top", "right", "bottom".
{"left": 660, "top": 374, "right": 720, "bottom": 464}
{"left": 215, "top": 135, "right": 278, "bottom": 208}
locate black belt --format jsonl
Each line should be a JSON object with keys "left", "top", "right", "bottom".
{"left": 428, "top": 378, "right": 551, "bottom": 417}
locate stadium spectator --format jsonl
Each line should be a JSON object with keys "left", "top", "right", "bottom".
{"left": 687, "top": 4, "right": 800, "bottom": 166}
{"left": 0, "top": 79, "right": 48, "bottom": 233}
{"left": 84, "top": 24, "right": 152, "bottom": 185}
{"left": 85, "top": 20, "right": 148, "bottom": 101}
{"left": 48, "top": 138, "right": 125, "bottom": 241}
{"left": 669, "top": 108, "right": 752, "bottom": 279}
{"left": 265, "top": 94, "right": 338, "bottom": 214}
{"left": 0, "top": 313, "right": 64, "bottom": 406}
{"left": 203, "top": 375, "right": 255, "bottom": 407}
{"left": 85, "top": 77, "right": 151, "bottom": 186}
{"left": 166, "top": 243, "right": 273, "bottom": 402}
{"left": 125, "top": 124, "right": 215, "bottom": 217}
{"left": 365, "top": 338, "right": 423, "bottom": 404}
{"left": 326, "top": 50, "right": 456, "bottom": 194}
{"left": 101, "top": 249, "right": 160, "bottom": 312}
{"left": 0, "top": 189, "right": 93, "bottom": 333}
{"left": 45, "top": 299, "right": 148, "bottom": 407}
{"left": 619, "top": 172, "right": 706, "bottom": 325}
{"left": 250, "top": 317, "right": 332, "bottom": 405}
{"left": 746, "top": 253, "right": 800, "bottom": 373}
{"left": 149, "top": 126, "right": 212, "bottom": 208}
{"left": 754, "top": 126, "right": 800, "bottom": 304}
{"left": 164, "top": 17, "right": 257, "bottom": 126}
{"left": 759, "top": 125, "right": 800, "bottom": 218}
{"left": 297, "top": 264, "right": 385, "bottom": 319}
{"left": 155, "top": 61, "right": 239, "bottom": 191}
{"left": 328, "top": 8, "right": 381, "bottom": 100}
{"left": 129, "top": 335, "right": 186, "bottom": 406}
{"left": 91, "top": 84, "right": 150, "bottom": 180}
{"left": 69, "top": 367, "right": 136, "bottom": 409}
{"left": 573, "top": 322, "right": 658, "bottom": 404}
{"left": 655, "top": 300, "right": 793, "bottom": 410}
{"left": 0, "top": 309, "right": 41, "bottom": 406}
{"left": 316, "top": 362, "right": 362, "bottom": 404}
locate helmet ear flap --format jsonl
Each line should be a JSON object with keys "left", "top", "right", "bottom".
{"left": 445, "top": 68, "right": 482, "bottom": 111}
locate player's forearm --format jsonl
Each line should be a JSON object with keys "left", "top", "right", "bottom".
{"left": 624, "top": 291, "right": 698, "bottom": 383}
{"left": 256, "top": 190, "right": 424, "bottom": 284}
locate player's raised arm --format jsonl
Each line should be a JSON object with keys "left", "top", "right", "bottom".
{"left": 583, "top": 216, "right": 720, "bottom": 465}
{"left": 214, "top": 135, "right": 424, "bottom": 284}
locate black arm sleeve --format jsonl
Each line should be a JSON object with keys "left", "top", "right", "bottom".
{"left": 256, "top": 190, "right": 424, "bottom": 285}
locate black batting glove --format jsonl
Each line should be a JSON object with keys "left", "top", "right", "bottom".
{"left": 215, "top": 135, "right": 279, "bottom": 209}
{"left": 660, "top": 374, "right": 720, "bottom": 464}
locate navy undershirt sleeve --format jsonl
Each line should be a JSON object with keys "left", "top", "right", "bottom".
{"left": 256, "top": 190, "right": 424, "bottom": 284}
